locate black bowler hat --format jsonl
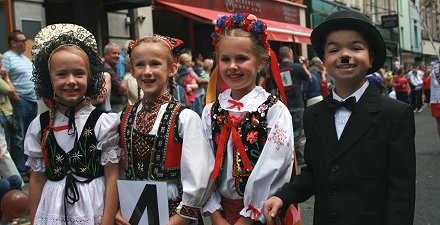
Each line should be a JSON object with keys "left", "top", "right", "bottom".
{"left": 311, "top": 10, "right": 386, "bottom": 75}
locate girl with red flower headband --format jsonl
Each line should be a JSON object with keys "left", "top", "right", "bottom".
{"left": 115, "top": 35, "right": 214, "bottom": 225}
{"left": 202, "top": 12, "right": 294, "bottom": 225}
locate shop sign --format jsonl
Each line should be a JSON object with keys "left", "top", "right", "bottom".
{"left": 381, "top": 14, "right": 398, "bottom": 28}
{"left": 158, "top": 0, "right": 301, "bottom": 24}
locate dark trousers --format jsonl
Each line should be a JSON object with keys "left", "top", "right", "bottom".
{"left": 424, "top": 89, "right": 431, "bottom": 103}
{"left": 410, "top": 89, "right": 423, "bottom": 110}
{"left": 396, "top": 92, "right": 410, "bottom": 104}
{"left": 10, "top": 99, "right": 37, "bottom": 175}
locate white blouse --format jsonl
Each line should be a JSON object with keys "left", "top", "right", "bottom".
{"left": 119, "top": 102, "right": 215, "bottom": 216}
{"left": 201, "top": 86, "right": 294, "bottom": 223}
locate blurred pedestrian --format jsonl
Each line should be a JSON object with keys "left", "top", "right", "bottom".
{"left": 430, "top": 60, "right": 440, "bottom": 137}
{"left": 393, "top": 68, "right": 410, "bottom": 104}
{"left": 423, "top": 69, "right": 431, "bottom": 107}
{"left": 104, "top": 43, "right": 128, "bottom": 112}
{"left": 408, "top": 67, "right": 424, "bottom": 112}
{"left": 279, "top": 46, "right": 311, "bottom": 165}
{"left": 2, "top": 30, "right": 37, "bottom": 182}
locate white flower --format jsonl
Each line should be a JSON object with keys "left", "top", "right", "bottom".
{"left": 83, "top": 127, "right": 93, "bottom": 137}
{"left": 71, "top": 152, "right": 82, "bottom": 162}
{"left": 89, "top": 144, "right": 97, "bottom": 152}
{"left": 55, "top": 155, "right": 64, "bottom": 163}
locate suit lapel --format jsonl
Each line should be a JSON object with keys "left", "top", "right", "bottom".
{"left": 311, "top": 98, "right": 338, "bottom": 157}
{"left": 333, "top": 84, "right": 382, "bottom": 158}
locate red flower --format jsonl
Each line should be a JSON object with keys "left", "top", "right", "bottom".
{"left": 247, "top": 131, "right": 259, "bottom": 144}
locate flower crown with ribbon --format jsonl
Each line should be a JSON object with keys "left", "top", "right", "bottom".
{"left": 206, "top": 12, "right": 287, "bottom": 105}
{"left": 211, "top": 12, "right": 270, "bottom": 52}
{"left": 127, "top": 34, "right": 183, "bottom": 59}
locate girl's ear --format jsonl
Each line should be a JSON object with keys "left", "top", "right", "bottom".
{"left": 169, "top": 62, "right": 178, "bottom": 77}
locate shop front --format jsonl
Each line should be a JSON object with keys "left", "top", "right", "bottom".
{"left": 151, "top": 0, "right": 312, "bottom": 58}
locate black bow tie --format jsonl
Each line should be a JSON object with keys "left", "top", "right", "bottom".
{"left": 328, "top": 96, "right": 356, "bottom": 112}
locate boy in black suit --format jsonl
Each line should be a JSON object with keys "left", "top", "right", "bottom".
{"left": 264, "top": 10, "right": 415, "bottom": 225}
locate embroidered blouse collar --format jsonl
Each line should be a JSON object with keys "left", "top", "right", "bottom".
{"left": 218, "top": 86, "right": 269, "bottom": 112}
{"left": 141, "top": 92, "right": 172, "bottom": 112}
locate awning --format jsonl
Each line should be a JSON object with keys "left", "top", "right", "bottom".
{"left": 155, "top": 0, "right": 312, "bottom": 44}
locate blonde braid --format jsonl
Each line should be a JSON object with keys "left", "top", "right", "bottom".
{"left": 168, "top": 76, "right": 176, "bottom": 98}
{"left": 42, "top": 99, "right": 57, "bottom": 147}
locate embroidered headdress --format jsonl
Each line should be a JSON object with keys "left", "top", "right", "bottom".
{"left": 206, "top": 12, "right": 286, "bottom": 104}
{"left": 32, "top": 23, "right": 105, "bottom": 100}
{"left": 127, "top": 34, "right": 184, "bottom": 61}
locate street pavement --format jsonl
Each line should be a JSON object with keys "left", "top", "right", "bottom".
{"left": 12, "top": 105, "right": 440, "bottom": 225}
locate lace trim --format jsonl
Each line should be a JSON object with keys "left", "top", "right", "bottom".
{"left": 26, "top": 157, "right": 46, "bottom": 172}
{"left": 101, "top": 146, "right": 121, "bottom": 165}
{"left": 33, "top": 214, "right": 102, "bottom": 225}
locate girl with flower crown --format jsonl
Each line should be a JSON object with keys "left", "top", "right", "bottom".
{"left": 202, "top": 12, "right": 294, "bottom": 225}
{"left": 115, "top": 35, "right": 214, "bottom": 225}
{"left": 24, "top": 24, "right": 120, "bottom": 225}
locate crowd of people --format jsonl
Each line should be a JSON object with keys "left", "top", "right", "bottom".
{"left": 0, "top": 9, "right": 438, "bottom": 225}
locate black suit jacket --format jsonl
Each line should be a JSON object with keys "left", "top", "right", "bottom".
{"left": 275, "top": 84, "right": 415, "bottom": 225}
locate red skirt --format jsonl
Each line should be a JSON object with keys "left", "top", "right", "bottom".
{"left": 432, "top": 103, "right": 440, "bottom": 117}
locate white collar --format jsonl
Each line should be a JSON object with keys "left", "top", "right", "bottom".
{"left": 218, "top": 86, "right": 270, "bottom": 112}
{"left": 333, "top": 80, "right": 369, "bottom": 102}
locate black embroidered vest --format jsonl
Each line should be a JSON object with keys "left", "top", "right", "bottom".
{"left": 211, "top": 95, "right": 278, "bottom": 196}
{"left": 120, "top": 99, "right": 185, "bottom": 182}
{"left": 40, "top": 108, "right": 104, "bottom": 181}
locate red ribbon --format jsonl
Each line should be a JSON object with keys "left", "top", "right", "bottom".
{"left": 210, "top": 116, "right": 254, "bottom": 180}
{"left": 246, "top": 204, "right": 261, "bottom": 221}
{"left": 269, "top": 49, "right": 287, "bottom": 104}
{"left": 227, "top": 99, "right": 244, "bottom": 111}
{"left": 41, "top": 125, "right": 69, "bottom": 165}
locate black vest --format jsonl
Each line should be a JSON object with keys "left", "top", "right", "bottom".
{"left": 211, "top": 95, "right": 278, "bottom": 196}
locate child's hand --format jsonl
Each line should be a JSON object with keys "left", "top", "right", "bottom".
{"left": 233, "top": 216, "right": 253, "bottom": 225}
{"left": 211, "top": 210, "right": 231, "bottom": 225}
{"left": 115, "top": 209, "right": 130, "bottom": 225}
{"left": 263, "top": 196, "right": 283, "bottom": 222}
{"left": 167, "top": 214, "right": 191, "bottom": 225}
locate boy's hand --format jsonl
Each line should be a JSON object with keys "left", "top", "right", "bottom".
{"left": 263, "top": 196, "right": 283, "bottom": 222}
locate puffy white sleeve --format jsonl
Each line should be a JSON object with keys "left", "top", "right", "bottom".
{"left": 95, "top": 112, "right": 121, "bottom": 165}
{"left": 240, "top": 102, "right": 294, "bottom": 223}
{"left": 24, "top": 115, "right": 46, "bottom": 172}
{"left": 177, "top": 108, "right": 215, "bottom": 220}
{"left": 200, "top": 103, "right": 223, "bottom": 214}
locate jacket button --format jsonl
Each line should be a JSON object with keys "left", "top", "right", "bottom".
{"left": 329, "top": 212, "right": 337, "bottom": 222}
{"left": 331, "top": 164, "right": 340, "bottom": 174}
{"left": 331, "top": 186, "right": 338, "bottom": 195}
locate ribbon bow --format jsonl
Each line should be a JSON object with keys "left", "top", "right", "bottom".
{"left": 246, "top": 204, "right": 261, "bottom": 221}
{"left": 328, "top": 96, "right": 356, "bottom": 112}
{"left": 227, "top": 99, "right": 244, "bottom": 111}
{"left": 210, "top": 115, "right": 253, "bottom": 180}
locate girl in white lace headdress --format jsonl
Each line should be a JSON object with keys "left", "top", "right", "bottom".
{"left": 24, "top": 24, "right": 120, "bottom": 225}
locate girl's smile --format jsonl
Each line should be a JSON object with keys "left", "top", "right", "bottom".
{"left": 218, "top": 36, "right": 263, "bottom": 100}
{"left": 49, "top": 50, "right": 88, "bottom": 107}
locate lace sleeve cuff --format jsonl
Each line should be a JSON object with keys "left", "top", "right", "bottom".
{"left": 177, "top": 205, "right": 201, "bottom": 221}
{"left": 26, "top": 157, "right": 46, "bottom": 172}
{"left": 100, "top": 146, "right": 121, "bottom": 165}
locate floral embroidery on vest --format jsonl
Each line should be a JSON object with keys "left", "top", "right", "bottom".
{"left": 40, "top": 108, "right": 104, "bottom": 181}
{"left": 211, "top": 95, "right": 278, "bottom": 196}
